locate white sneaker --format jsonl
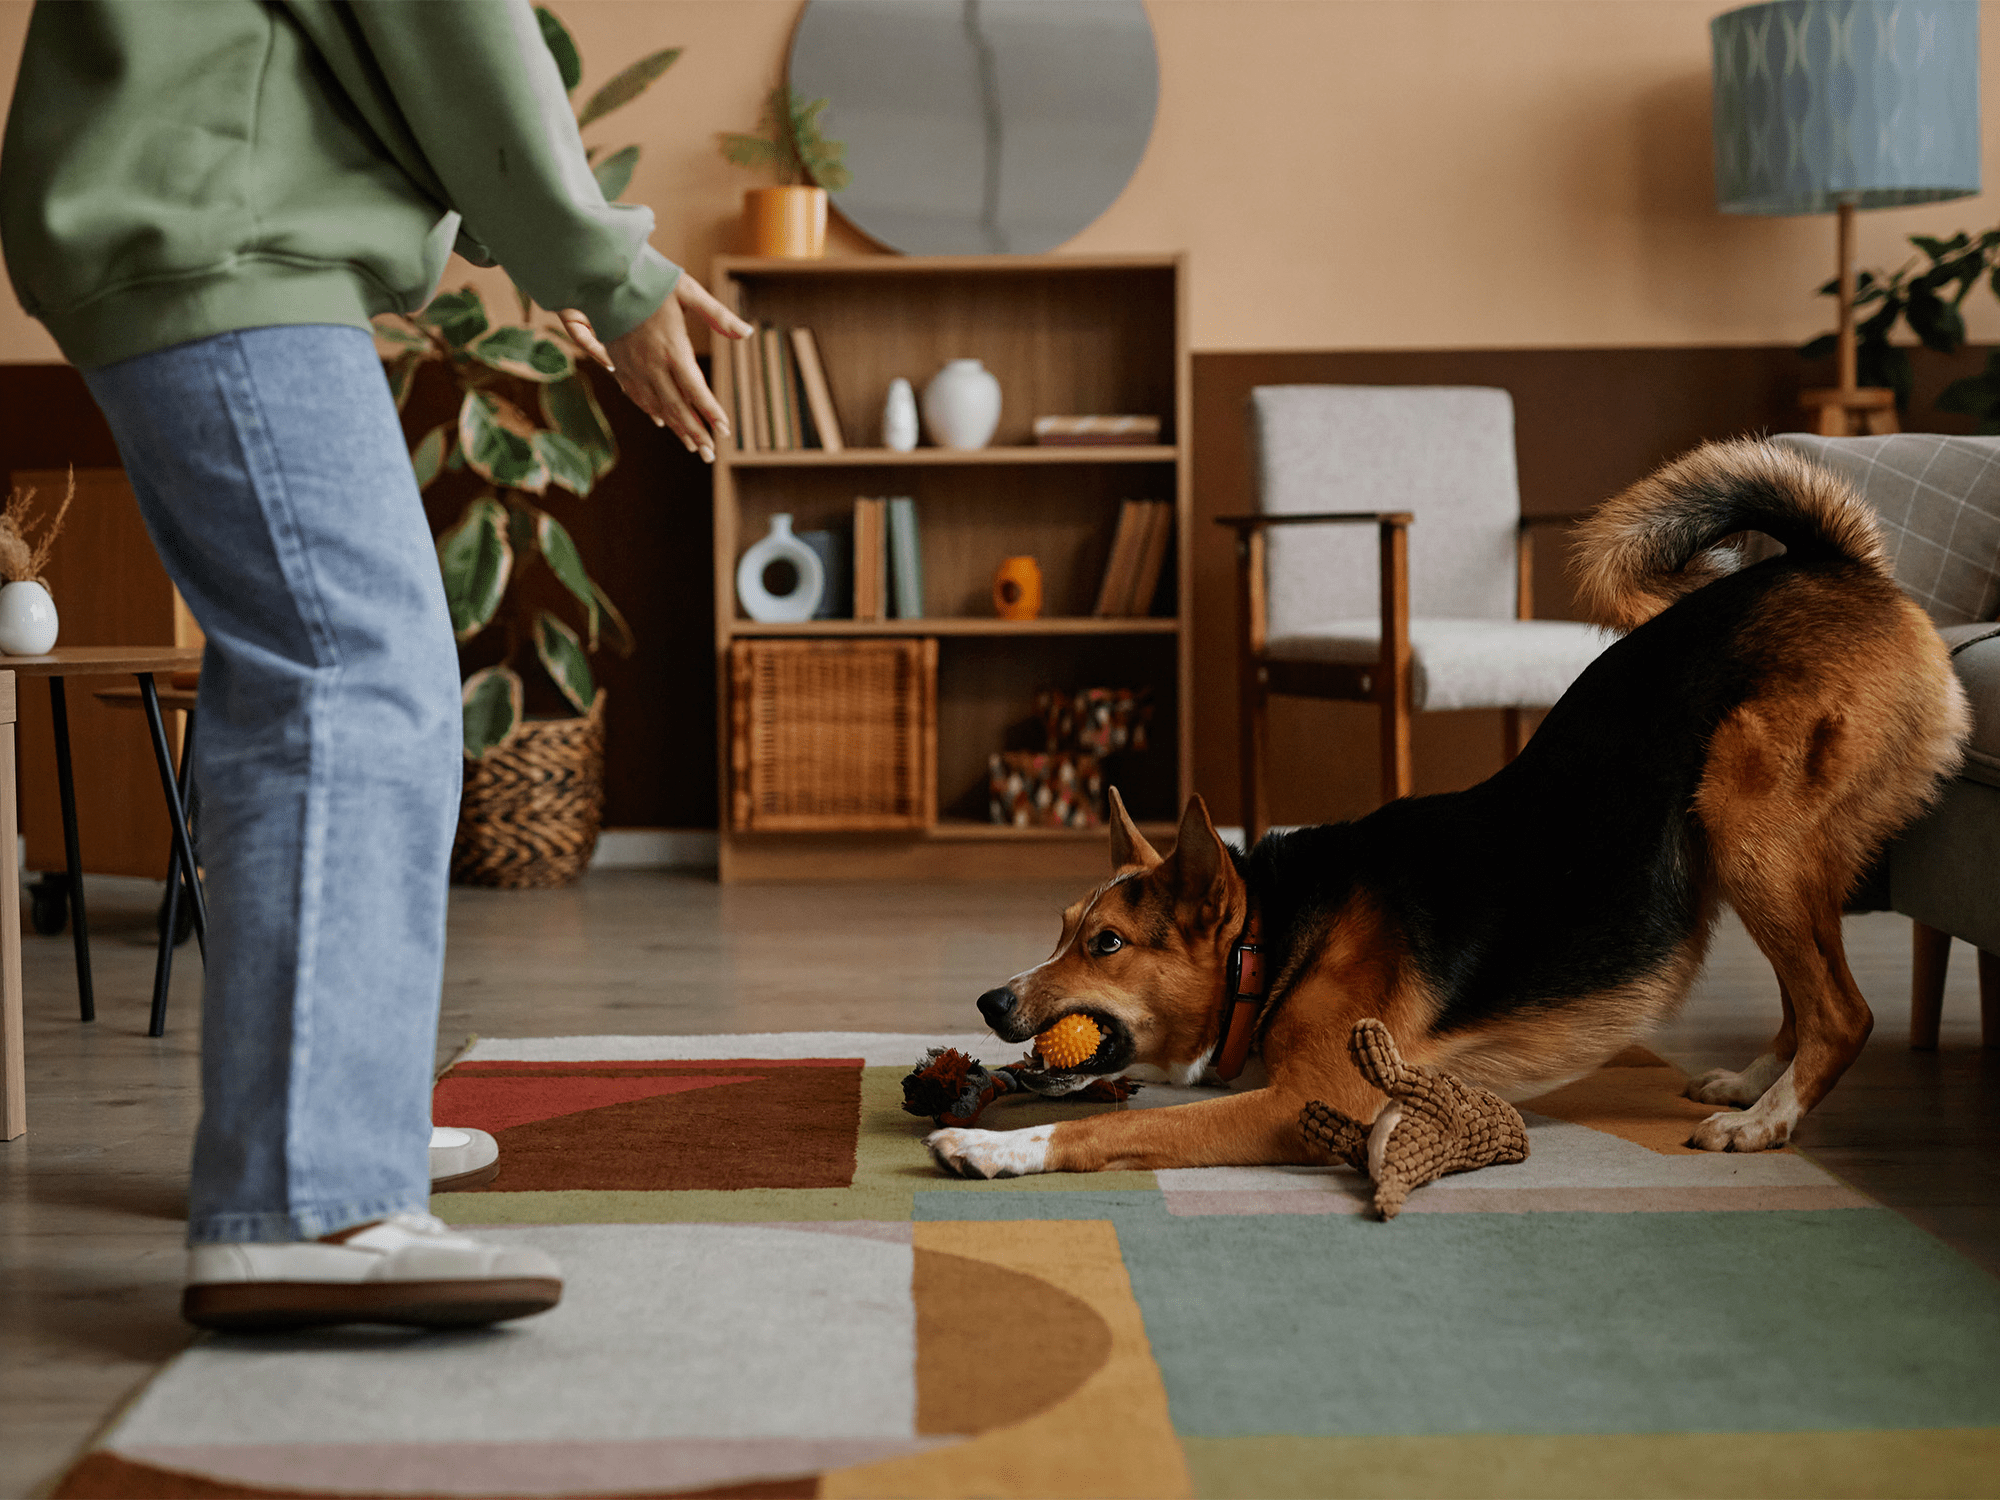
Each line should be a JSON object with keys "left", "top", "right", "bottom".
{"left": 183, "top": 1212, "right": 562, "bottom": 1331}
{"left": 429, "top": 1125, "right": 501, "bottom": 1191}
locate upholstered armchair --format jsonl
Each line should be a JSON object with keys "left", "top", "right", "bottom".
{"left": 1773, "top": 433, "right": 2000, "bottom": 1049}
{"left": 1221, "top": 385, "right": 1608, "bottom": 843}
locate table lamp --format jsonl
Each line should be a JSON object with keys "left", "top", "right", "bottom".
{"left": 1711, "top": 0, "right": 1981, "bottom": 435}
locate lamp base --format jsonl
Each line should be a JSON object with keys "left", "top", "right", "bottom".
{"left": 1800, "top": 387, "right": 1899, "bottom": 438}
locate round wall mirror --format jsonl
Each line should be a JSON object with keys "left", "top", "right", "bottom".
{"left": 788, "top": 0, "right": 1159, "bottom": 256}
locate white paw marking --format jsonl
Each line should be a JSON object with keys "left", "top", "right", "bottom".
{"left": 1688, "top": 1068, "right": 1801, "bottom": 1152}
{"left": 1686, "top": 1052, "right": 1787, "bottom": 1108}
{"left": 926, "top": 1123, "right": 1054, "bottom": 1179}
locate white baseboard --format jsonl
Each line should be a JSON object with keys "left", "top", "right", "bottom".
{"left": 589, "top": 829, "right": 719, "bottom": 871}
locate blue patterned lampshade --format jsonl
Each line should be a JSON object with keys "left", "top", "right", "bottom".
{"left": 1711, "top": 0, "right": 1981, "bottom": 215}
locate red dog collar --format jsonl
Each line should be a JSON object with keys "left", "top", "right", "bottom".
{"left": 1213, "top": 905, "right": 1266, "bottom": 1082}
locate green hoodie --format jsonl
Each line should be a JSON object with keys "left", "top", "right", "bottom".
{"left": 0, "top": 0, "right": 680, "bottom": 370}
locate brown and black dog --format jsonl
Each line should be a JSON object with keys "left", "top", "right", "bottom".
{"left": 928, "top": 439, "right": 1970, "bottom": 1180}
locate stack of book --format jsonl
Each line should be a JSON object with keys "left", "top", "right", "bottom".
{"left": 850, "top": 496, "right": 923, "bottom": 622}
{"left": 729, "top": 325, "right": 845, "bottom": 452}
{"left": 1092, "top": 501, "right": 1174, "bottom": 617}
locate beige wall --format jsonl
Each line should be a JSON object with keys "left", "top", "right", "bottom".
{"left": 2, "top": 0, "right": 2000, "bottom": 361}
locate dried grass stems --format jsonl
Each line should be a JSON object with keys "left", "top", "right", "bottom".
{"left": 0, "top": 467, "right": 73, "bottom": 591}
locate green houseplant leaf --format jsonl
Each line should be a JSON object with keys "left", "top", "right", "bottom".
{"left": 535, "top": 6, "right": 582, "bottom": 92}
{"left": 539, "top": 374, "right": 617, "bottom": 477}
{"left": 461, "top": 664, "right": 525, "bottom": 759}
{"left": 459, "top": 390, "right": 551, "bottom": 493}
{"left": 576, "top": 46, "right": 680, "bottom": 130}
{"left": 420, "top": 288, "right": 489, "bottom": 348}
{"left": 410, "top": 423, "right": 451, "bottom": 490}
{"left": 532, "top": 510, "right": 600, "bottom": 643}
{"left": 469, "top": 325, "right": 576, "bottom": 383}
{"left": 592, "top": 144, "right": 639, "bottom": 203}
{"left": 592, "top": 579, "right": 635, "bottom": 656}
{"left": 534, "top": 610, "right": 596, "bottom": 713}
{"left": 533, "top": 431, "right": 596, "bottom": 497}
{"left": 437, "top": 496, "right": 513, "bottom": 641}
{"left": 385, "top": 350, "right": 421, "bottom": 411}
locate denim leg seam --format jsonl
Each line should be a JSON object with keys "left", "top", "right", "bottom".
{"left": 213, "top": 334, "right": 349, "bottom": 1224}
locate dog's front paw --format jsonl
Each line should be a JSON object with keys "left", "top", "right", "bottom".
{"left": 1685, "top": 1053, "right": 1786, "bottom": 1108}
{"left": 1688, "top": 1108, "right": 1791, "bottom": 1153}
{"left": 925, "top": 1124, "right": 1054, "bottom": 1179}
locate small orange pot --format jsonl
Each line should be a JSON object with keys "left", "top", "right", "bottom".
{"left": 993, "top": 556, "right": 1043, "bottom": 620}
{"left": 742, "top": 186, "right": 828, "bottom": 259}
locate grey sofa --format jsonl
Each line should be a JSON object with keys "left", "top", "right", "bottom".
{"left": 1773, "top": 433, "right": 2000, "bottom": 1048}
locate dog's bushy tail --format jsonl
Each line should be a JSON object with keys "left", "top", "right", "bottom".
{"left": 1571, "top": 438, "right": 1891, "bottom": 632}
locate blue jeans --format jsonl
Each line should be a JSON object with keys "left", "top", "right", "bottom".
{"left": 84, "top": 325, "right": 461, "bottom": 1244}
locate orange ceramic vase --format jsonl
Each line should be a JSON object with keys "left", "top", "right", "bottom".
{"left": 993, "top": 556, "right": 1043, "bottom": 620}
{"left": 742, "top": 186, "right": 828, "bottom": 259}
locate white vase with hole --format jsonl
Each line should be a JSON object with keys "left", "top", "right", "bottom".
{"left": 0, "top": 579, "right": 58, "bottom": 654}
{"left": 882, "top": 377, "right": 919, "bottom": 452}
{"left": 735, "top": 513, "right": 825, "bottom": 624}
{"left": 921, "top": 359, "right": 1002, "bottom": 449}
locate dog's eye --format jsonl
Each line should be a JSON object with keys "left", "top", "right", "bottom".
{"left": 1087, "top": 931, "right": 1124, "bottom": 958}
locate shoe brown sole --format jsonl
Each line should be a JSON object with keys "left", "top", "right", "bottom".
{"left": 429, "top": 1158, "right": 502, "bottom": 1192}
{"left": 183, "top": 1277, "right": 562, "bottom": 1332}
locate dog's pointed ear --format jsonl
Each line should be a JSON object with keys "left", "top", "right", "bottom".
{"left": 1164, "top": 794, "right": 1239, "bottom": 926}
{"left": 1106, "top": 787, "right": 1160, "bottom": 870}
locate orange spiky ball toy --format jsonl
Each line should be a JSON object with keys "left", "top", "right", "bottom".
{"left": 1034, "top": 1014, "right": 1103, "bottom": 1070}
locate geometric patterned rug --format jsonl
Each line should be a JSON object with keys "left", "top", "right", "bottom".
{"left": 54, "top": 1033, "right": 2000, "bottom": 1499}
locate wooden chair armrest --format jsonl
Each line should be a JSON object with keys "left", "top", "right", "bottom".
{"left": 1215, "top": 511, "right": 1414, "bottom": 531}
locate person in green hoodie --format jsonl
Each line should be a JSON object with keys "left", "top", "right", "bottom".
{"left": 0, "top": 0, "right": 752, "bottom": 1331}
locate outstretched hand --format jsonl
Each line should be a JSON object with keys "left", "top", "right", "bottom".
{"left": 559, "top": 273, "right": 753, "bottom": 464}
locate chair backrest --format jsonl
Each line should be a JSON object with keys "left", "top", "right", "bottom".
{"left": 1248, "top": 385, "right": 1519, "bottom": 638}
{"left": 1772, "top": 433, "right": 2000, "bottom": 626}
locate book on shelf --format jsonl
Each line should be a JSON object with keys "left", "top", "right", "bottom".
{"left": 759, "top": 326, "right": 791, "bottom": 450}
{"left": 852, "top": 497, "right": 888, "bottom": 622}
{"left": 886, "top": 497, "right": 923, "bottom": 619}
{"left": 729, "top": 337, "right": 759, "bottom": 452}
{"left": 1033, "top": 414, "right": 1162, "bottom": 447}
{"left": 789, "top": 327, "right": 844, "bottom": 451}
{"left": 1092, "top": 500, "right": 1172, "bottom": 617}
{"left": 779, "top": 331, "right": 809, "bottom": 450}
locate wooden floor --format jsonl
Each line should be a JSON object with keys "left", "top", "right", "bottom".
{"left": 3, "top": 871, "right": 1996, "bottom": 1495}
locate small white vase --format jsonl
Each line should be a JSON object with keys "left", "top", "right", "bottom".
{"left": 0, "top": 580, "right": 58, "bottom": 654}
{"left": 736, "top": 513, "right": 825, "bottom": 624}
{"left": 921, "top": 359, "right": 1002, "bottom": 450}
{"left": 882, "top": 377, "right": 919, "bottom": 452}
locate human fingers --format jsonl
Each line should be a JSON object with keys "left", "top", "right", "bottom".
{"left": 676, "top": 273, "right": 754, "bottom": 340}
{"left": 557, "top": 309, "right": 615, "bottom": 372}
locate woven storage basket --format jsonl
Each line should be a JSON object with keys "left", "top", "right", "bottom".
{"left": 452, "top": 690, "right": 607, "bottom": 888}
{"left": 731, "top": 638, "right": 937, "bottom": 831}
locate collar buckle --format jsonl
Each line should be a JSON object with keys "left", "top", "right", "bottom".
{"left": 1212, "top": 906, "right": 1266, "bottom": 1083}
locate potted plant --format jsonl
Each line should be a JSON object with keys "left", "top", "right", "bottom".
{"left": 374, "top": 8, "right": 675, "bottom": 888}
{"left": 719, "top": 87, "right": 851, "bottom": 258}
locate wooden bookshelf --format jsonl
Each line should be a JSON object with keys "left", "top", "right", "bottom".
{"left": 711, "top": 253, "right": 1191, "bottom": 882}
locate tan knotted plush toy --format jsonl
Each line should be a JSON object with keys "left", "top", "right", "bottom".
{"left": 1300, "top": 1018, "right": 1530, "bottom": 1219}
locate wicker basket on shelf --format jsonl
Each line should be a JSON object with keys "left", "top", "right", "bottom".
{"left": 452, "top": 690, "right": 607, "bottom": 888}
{"left": 731, "top": 638, "right": 937, "bottom": 831}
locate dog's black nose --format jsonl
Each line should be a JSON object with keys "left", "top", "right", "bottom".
{"left": 977, "top": 987, "right": 1019, "bottom": 1028}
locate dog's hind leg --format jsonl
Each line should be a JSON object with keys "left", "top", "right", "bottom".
{"left": 1685, "top": 979, "right": 1796, "bottom": 1107}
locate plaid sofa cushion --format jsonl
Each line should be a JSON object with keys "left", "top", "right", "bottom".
{"left": 1773, "top": 434, "right": 2000, "bottom": 626}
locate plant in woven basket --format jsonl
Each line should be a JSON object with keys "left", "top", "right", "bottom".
{"left": 373, "top": 6, "right": 676, "bottom": 760}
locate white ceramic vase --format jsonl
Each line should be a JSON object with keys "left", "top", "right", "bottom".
{"left": 736, "top": 513, "right": 825, "bottom": 624}
{"left": 882, "top": 377, "right": 919, "bottom": 452}
{"left": 921, "top": 359, "right": 1002, "bottom": 449}
{"left": 0, "top": 580, "right": 58, "bottom": 655}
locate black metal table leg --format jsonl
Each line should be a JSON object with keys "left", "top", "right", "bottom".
{"left": 148, "top": 706, "right": 198, "bottom": 1037}
{"left": 48, "top": 677, "right": 93, "bottom": 1023}
{"left": 137, "top": 675, "right": 207, "bottom": 955}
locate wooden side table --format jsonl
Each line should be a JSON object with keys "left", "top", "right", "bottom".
{"left": 6, "top": 647, "right": 204, "bottom": 1039}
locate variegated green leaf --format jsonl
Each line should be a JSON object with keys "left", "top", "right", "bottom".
{"left": 469, "top": 325, "right": 574, "bottom": 383}
{"left": 535, "top": 6, "right": 581, "bottom": 92}
{"left": 539, "top": 374, "right": 617, "bottom": 478}
{"left": 461, "top": 664, "right": 525, "bottom": 759}
{"left": 532, "top": 511, "right": 598, "bottom": 644}
{"left": 410, "top": 424, "right": 450, "bottom": 491}
{"left": 592, "top": 579, "right": 635, "bottom": 656}
{"left": 436, "top": 496, "right": 513, "bottom": 641}
{"left": 592, "top": 144, "right": 638, "bottom": 202}
{"left": 373, "top": 318, "right": 431, "bottom": 350}
{"left": 534, "top": 431, "right": 595, "bottom": 497}
{"left": 534, "top": 610, "right": 596, "bottom": 714}
{"left": 577, "top": 47, "right": 680, "bottom": 130}
{"left": 459, "top": 391, "right": 549, "bottom": 493}
{"left": 385, "top": 350, "right": 421, "bottom": 411}
{"left": 419, "top": 287, "right": 489, "bottom": 347}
